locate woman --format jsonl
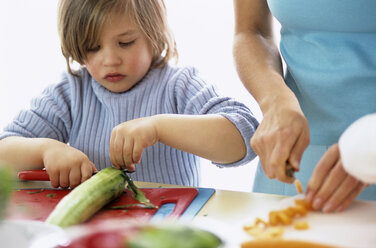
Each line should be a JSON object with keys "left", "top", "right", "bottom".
{"left": 233, "top": 0, "right": 376, "bottom": 213}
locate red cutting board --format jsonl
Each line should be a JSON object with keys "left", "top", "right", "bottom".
{"left": 7, "top": 188, "right": 198, "bottom": 224}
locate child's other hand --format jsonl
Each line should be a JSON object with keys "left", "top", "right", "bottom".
{"left": 42, "top": 140, "right": 97, "bottom": 188}
{"left": 110, "top": 117, "right": 158, "bottom": 171}
{"left": 305, "top": 144, "right": 366, "bottom": 213}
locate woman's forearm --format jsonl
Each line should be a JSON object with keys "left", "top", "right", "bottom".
{"left": 154, "top": 114, "right": 246, "bottom": 164}
{"left": 233, "top": 0, "right": 297, "bottom": 112}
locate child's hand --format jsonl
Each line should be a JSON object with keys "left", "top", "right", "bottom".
{"left": 110, "top": 117, "right": 158, "bottom": 171}
{"left": 305, "top": 144, "right": 366, "bottom": 213}
{"left": 42, "top": 141, "right": 97, "bottom": 188}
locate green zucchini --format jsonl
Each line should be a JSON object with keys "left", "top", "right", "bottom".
{"left": 45, "top": 167, "right": 126, "bottom": 228}
{"left": 0, "top": 166, "right": 14, "bottom": 221}
{"left": 126, "top": 225, "right": 223, "bottom": 248}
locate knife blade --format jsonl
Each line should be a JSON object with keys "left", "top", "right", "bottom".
{"left": 17, "top": 169, "right": 154, "bottom": 207}
{"left": 123, "top": 172, "right": 156, "bottom": 208}
{"left": 17, "top": 168, "right": 133, "bottom": 181}
{"left": 285, "top": 162, "right": 296, "bottom": 179}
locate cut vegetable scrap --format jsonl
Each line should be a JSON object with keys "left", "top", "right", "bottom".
{"left": 244, "top": 219, "right": 284, "bottom": 239}
{"left": 46, "top": 193, "right": 56, "bottom": 198}
{"left": 294, "top": 179, "right": 303, "bottom": 194}
{"left": 293, "top": 220, "right": 310, "bottom": 230}
{"left": 27, "top": 189, "right": 44, "bottom": 194}
{"left": 243, "top": 178, "right": 315, "bottom": 242}
{"left": 243, "top": 197, "right": 312, "bottom": 240}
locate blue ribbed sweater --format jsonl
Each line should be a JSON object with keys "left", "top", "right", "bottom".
{"left": 0, "top": 65, "right": 258, "bottom": 186}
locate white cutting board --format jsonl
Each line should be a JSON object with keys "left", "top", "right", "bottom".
{"left": 240, "top": 195, "right": 376, "bottom": 248}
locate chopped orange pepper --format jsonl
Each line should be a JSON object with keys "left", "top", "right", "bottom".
{"left": 294, "top": 179, "right": 304, "bottom": 194}
{"left": 294, "top": 221, "right": 310, "bottom": 230}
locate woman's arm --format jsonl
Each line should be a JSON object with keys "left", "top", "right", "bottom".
{"left": 233, "top": 0, "right": 285, "bottom": 107}
{"left": 109, "top": 114, "right": 246, "bottom": 171}
{"left": 233, "top": 0, "right": 310, "bottom": 183}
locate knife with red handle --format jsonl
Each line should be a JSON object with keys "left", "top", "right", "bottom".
{"left": 18, "top": 169, "right": 133, "bottom": 181}
{"left": 18, "top": 169, "right": 51, "bottom": 181}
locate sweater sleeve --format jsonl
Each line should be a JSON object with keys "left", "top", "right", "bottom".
{"left": 0, "top": 76, "right": 73, "bottom": 142}
{"left": 173, "top": 67, "right": 259, "bottom": 167}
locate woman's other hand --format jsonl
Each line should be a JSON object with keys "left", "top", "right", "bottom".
{"left": 305, "top": 144, "right": 366, "bottom": 213}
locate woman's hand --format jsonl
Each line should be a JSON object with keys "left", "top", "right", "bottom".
{"left": 305, "top": 144, "right": 366, "bottom": 213}
{"left": 251, "top": 102, "right": 310, "bottom": 183}
{"left": 110, "top": 117, "right": 158, "bottom": 171}
{"left": 42, "top": 140, "right": 97, "bottom": 188}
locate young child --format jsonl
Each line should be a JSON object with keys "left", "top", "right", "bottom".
{"left": 0, "top": 0, "right": 258, "bottom": 189}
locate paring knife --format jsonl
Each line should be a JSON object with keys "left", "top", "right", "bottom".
{"left": 17, "top": 169, "right": 154, "bottom": 207}
{"left": 285, "top": 162, "right": 296, "bottom": 179}
{"left": 17, "top": 169, "right": 133, "bottom": 181}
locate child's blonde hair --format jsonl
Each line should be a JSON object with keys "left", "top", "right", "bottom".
{"left": 58, "top": 0, "right": 178, "bottom": 75}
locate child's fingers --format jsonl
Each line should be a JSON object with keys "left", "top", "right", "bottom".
{"left": 48, "top": 169, "right": 60, "bottom": 188}
{"left": 90, "top": 162, "right": 98, "bottom": 173}
{"left": 59, "top": 169, "right": 70, "bottom": 188}
{"left": 81, "top": 161, "right": 95, "bottom": 184}
{"left": 109, "top": 133, "right": 125, "bottom": 168}
{"left": 132, "top": 141, "right": 144, "bottom": 165}
{"left": 109, "top": 130, "right": 119, "bottom": 168}
{"left": 122, "top": 137, "right": 134, "bottom": 169}
{"left": 69, "top": 165, "right": 82, "bottom": 188}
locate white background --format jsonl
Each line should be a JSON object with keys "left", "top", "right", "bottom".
{"left": 0, "top": 1, "right": 280, "bottom": 191}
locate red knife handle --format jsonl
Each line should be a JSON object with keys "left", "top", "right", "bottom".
{"left": 18, "top": 170, "right": 50, "bottom": 181}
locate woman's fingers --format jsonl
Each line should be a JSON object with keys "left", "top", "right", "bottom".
{"left": 306, "top": 145, "right": 339, "bottom": 199}
{"left": 306, "top": 144, "right": 365, "bottom": 213}
{"left": 310, "top": 159, "right": 347, "bottom": 210}
{"left": 321, "top": 175, "right": 363, "bottom": 212}
{"left": 253, "top": 115, "right": 309, "bottom": 183}
{"left": 335, "top": 183, "right": 366, "bottom": 212}
{"left": 289, "top": 126, "right": 310, "bottom": 171}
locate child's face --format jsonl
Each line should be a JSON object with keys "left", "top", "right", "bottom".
{"left": 84, "top": 13, "right": 153, "bottom": 93}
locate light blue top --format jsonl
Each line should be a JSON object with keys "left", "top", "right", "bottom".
{"left": 0, "top": 65, "right": 258, "bottom": 187}
{"left": 253, "top": 0, "right": 376, "bottom": 199}
{"left": 269, "top": 0, "right": 376, "bottom": 144}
